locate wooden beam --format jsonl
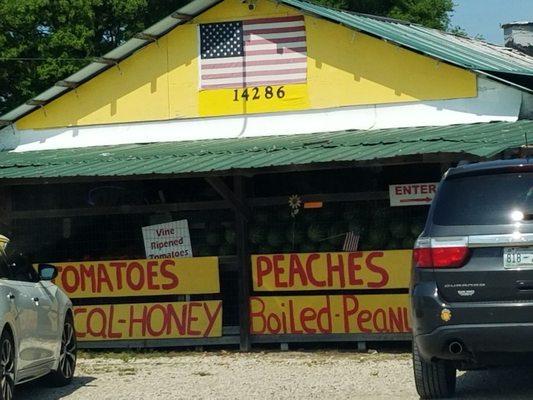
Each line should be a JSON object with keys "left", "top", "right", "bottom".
{"left": 234, "top": 176, "right": 251, "bottom": 351}
{"left": 251, "top": 191, "right": 389, "bottom": 207}
{"left": 8, "top": 199, "right": 230, "bottom": 220}
{"left": 205, "top": 177, "right": 251, "bottom": 220}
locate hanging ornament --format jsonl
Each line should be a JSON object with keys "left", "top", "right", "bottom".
{"left": 288, "top": 195, "right": 302, "bottom": 218}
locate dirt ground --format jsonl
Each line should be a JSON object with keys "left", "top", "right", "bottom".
{"left": 14, "top": 350, "right": 533, "bottom": 400}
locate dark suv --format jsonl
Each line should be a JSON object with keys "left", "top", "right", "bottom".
{"left": 411, "top": 159, "right": 533, "bottom": 399}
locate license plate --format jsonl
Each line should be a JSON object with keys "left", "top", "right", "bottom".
{"left": 504, "top": 247, "right": 533, "bottom": 269}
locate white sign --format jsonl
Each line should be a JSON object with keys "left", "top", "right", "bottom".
{"left": 142, "top": 220, "right": 193, "bottom": 259}
{"left": 389, "top": 182, "right": 438, "bottom": 207}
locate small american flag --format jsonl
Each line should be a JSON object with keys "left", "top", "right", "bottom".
{"left": 343, "top": 232, "right": 360, "bottom": 252}
{"left": 199, "top": 15, "right": 307, "bottom": 89}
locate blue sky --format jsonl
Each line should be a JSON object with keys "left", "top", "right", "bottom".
{"left": 451, "top": 0, "right": 533, "bottom": 44}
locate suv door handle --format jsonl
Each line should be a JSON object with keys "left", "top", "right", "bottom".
{"left": 6, "top": 293, "right": 14, "bottom": 300}
{"left": 516, "top": 280, "right": 533, "bottom": 291}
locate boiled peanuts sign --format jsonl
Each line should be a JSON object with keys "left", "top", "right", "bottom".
{"left": 250, "top": 251, "right": 412, "bottom": 336}
{"left": 250, "top": 295, "right": 410, "bottom": 335}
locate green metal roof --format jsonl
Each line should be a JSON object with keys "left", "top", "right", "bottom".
{"left": 283, "top": 0, "right": 533, "bottom": 77}
{"left": 0, "top": 121, "right": 531, "bottom": 180}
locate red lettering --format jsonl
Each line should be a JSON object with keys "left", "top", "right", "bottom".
{"left": 249, "top": 297, "right": 266, "bottom": 334}
{"left": 300, "top": 307, "right": 317, "bottom": 333}
{"left": 357, "top": 310, "right": 372, "bottom": 333}
{"left": 306, "top": 253, "right": 326, "bottom": 287}
{"left": 166, "top": 303, "right": 187, "bottom": 335}
{"left": 160, "top": 259, "right": 179, "bottom": 290}
{"left": 342, "top": 295, "right": 359, "bottom": 332}
{"left": 203, "top": 302, "right": 222, "bottom": 337}
{"left": 372, "top": 308, "right": 387, "bottom": 332}
{"left": 287, "top": 300, "right": 303, "bottom": 334}
{"left": 87, "top": 307, "right": 107, "bottom": 338}
{"left": 146, "top": 304, "right": 167, "bottom": 337}
{"left": 366, "top": 252, "right": 389, "bottom": 288}
{"left": 389, "top": 307, "right": 405, "bottom": 332}
{"left": 347, "top": 252, "right": 364, "bottom": 286}
{"left": 256, "top": 256, "right": 273, "bottom": 288}
{"left": 272, "top": 255, "right": 287, "bottom": 288}
{"left": 96, "top": 263, "right": 113, "bottom": 294}
{"left": 126, "top": 262, "right": 145, "bottom": 291}
{"left": 288, "top": 254, "right": 308, "bottom": 287}
{"left": 74, "top": 308, "right": 87, "bottom": 338}
{"left": 109, "top": 262, "right": 127, "bottom": 290}
{"left": 317, "top": 296, "right": 332, "bottom": 333}
{"left": 61, "top": 266, "right": 80, "bottom": 294}
{"left": 186, "top": 302, "right": 202, "bottom": 336}
{"left": 106, "top": 305, "right": 122, "bottom": 339}
{"left": 146, "top": 261, "right": 160, "bottom": 290}
{"left": 79, "top": 264, "right": 96, "bottom": 293}
{"left": 327, "top": 254, "right": 345, "bottom": 288}
{"left": 129, "top": 305, "right": 148, "bottom": 337}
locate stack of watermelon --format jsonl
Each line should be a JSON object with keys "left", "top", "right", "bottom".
{"left": 193, "top": 202, "right": 428, "bottom": 256}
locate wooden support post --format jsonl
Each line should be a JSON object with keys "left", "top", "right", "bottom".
{"left": 0, "top": 187, "right": 13, "bottom": 235}
{"left": 205, "top": 176, "right": 251, "bottom": 351}
{"left": 234, "top": 176, "right": 251, "bottom": 351}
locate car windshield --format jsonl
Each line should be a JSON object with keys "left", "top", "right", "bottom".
{"left": 433, "top": 172, "right": 533, "bottom": 226}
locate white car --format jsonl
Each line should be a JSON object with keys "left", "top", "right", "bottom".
{"left": 0, "top": 235, "right": 76, "bottom": 400}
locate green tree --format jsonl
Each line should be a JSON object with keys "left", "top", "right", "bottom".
{"left": 0, "top": 0, "right": 455, "bottom": 116}
{"left": 0, "top": 0, "right": 182, "bottom": 116}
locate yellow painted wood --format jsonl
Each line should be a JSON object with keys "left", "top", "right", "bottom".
{"left": 16, "top": 0, "right": 477, "bottom": 130}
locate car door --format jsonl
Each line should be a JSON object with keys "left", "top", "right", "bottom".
{"left": 0, "top": 258, "right": 37, "bottom": 372}
{"left": 6, "top": 254, "right": 59, "bottom": 368}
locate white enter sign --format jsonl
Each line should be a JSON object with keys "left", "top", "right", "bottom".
{"left": 389, "top": 182, "right": 438, "bottom": 207}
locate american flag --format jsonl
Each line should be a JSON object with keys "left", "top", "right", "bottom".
{"left": 343, "top": 232, "right": 360, "bottom": 252}
{"left": 199, "top": 16, "right": 307, "bottom": 89}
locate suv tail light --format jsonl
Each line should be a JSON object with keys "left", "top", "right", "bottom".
{"left": 413, "top": 237, "right": 470, "bottom": 269}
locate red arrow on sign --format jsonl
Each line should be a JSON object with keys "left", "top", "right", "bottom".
{"left": 399, "top": 197, "right": 432, "bottom": 203}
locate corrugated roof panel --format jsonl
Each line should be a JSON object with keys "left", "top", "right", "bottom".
{"left": 282, "top": 0, "right": 533, "bottom": 76}
{"left": 66, "top": 63, "right": 108, "bottom": 83}
{"left": 0, "top": 121, "right": 529, "bottom": 179}
{"left": 103, "top": 38, "right": 148, "bottom": 60}
{"left": 33, "top": 86, "right": 68, "bottom": 101}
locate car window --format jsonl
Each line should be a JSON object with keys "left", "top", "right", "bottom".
{"left": 0, "top": 253, "right": 10, "bottom": 280}
{"left": 2, "top": 251, "right": 38, "bottom": 283}
{"left": 433, "top": 172, "right": 533, "bottom": 226}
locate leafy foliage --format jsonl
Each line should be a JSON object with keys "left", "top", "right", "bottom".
{"left": 0, "top": 0, "right": 455, "bottom": 116}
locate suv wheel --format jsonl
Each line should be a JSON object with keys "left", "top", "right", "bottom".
{"left": 48, "top": 314, "right": 77, "bottom": 387}
{"left": 413, "top": 341, "right": 456, "bottom": 399}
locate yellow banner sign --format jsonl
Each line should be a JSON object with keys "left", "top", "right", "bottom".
{"left": 252, "top": 251, "right": 411, "bottom": 291}
{"left": 44, "top": 257, "right": 219, "bottom": 298}
{"left": 74, "top": 301, "right": 222, "bottom": 341}
{"left": 250, "top": 295, "right": 410, "bottom": 335}
{"left": 199, "top": 84, "right": 310, "bottom": 117}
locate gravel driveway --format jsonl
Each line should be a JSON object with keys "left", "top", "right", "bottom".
{"left": 13, "top": 350, "right": 533, "bottom": 400}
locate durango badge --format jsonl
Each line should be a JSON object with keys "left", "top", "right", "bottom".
{"left": 440, "top": 308, "right": 452, "bottom": 322}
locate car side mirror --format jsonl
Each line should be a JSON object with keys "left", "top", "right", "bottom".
{"left": 38, "top": 264, "right": 58, "bottom": 281}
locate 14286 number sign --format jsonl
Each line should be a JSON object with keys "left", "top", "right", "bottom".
{"left": 233, "top": 86, "right": 285, "bottom": 102}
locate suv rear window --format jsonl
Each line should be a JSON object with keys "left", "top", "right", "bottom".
{"left": 433, "top": 172, "right": 533, "bottom": 226}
